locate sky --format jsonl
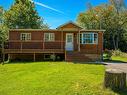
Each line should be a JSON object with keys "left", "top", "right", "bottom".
{"left": 0, "top": 0, "right": 127, "bottom": 29}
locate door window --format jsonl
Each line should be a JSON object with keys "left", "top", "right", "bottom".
{"left": 67, "top": 34, "right": 73, "bottom": 43}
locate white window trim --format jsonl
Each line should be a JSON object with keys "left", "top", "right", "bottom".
{"left": 81, "top": 33, "right": 98, "bottom": 44}
{"left": 20, "top": 33, "right": 31, "bottom": 41}
{"left": 44, "top": 33, "right": 55, "bottom": 42}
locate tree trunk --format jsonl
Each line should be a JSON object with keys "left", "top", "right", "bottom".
{"left": 104, "top": 69, "right": 126, "bottom": 90}
{"left": 112, "top": 35, "right": 117, "bottom": 50}
{"left": 115, "top": 35, "right": 118, "bottom": 50}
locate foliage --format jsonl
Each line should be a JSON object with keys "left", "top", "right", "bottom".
{"left": 103, "top": 49, "right": 112, "bottom": 60}
{"left": 77, "top": 0, "right": 127, "bottom": 52}
{"left": 112, "top": 50, "right": 127, "bottom": 57}
{"left": 103, "top": 49, "right": 127, "bottom": 62}
{"left": 0, "top": 25, "right": 9, "bottom": 42}
{"left": 50, "top": 54, "right": 56, "bottom": 61}
{"left": 0, "top": 62, "right": 120, "bottom": 95}
{"left": 0, "top": 6, "right": 9, "bottom": 47}
{"left": 4, "top": 0, "right": 49, "bottom": 29}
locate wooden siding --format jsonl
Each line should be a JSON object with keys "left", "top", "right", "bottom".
{"left": 66, "top": 51, "right": 101, "bottom": 62}
{"left": 6, "top": 30, "right": 103, "bottom": 54}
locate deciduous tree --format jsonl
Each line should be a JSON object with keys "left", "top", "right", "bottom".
{"left": 77, "top": 0, "right": 127, "bottom": 51}
{"left": 4, "top": 0, "right": 49, "bottom": 29}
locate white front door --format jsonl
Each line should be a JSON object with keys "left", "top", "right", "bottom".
{"left": 66, "top": 33, "right": 73, "bottom": 51}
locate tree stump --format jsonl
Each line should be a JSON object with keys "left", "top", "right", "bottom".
{"left": 104, "top": 69, "right": 126, "bottom": 90}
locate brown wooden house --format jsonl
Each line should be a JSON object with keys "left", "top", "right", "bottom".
{"left": 4, "top": 21, "right": 104, "bottom": 62}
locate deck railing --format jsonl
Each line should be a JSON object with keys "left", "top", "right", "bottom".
{"left": 4, "top": 41, "right": 65, "bottom": 53}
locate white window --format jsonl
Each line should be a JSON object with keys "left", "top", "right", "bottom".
{"left": 81, "top": 33, "right": 98, "bottom": 44}
{"left": 44, "top": 33, "right": 55, "bottom": 42}
{"left": 21, "top": 33, "right": 31, "bottom": 41}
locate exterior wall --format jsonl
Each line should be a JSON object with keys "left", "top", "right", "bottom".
{"left": 80, "top": 31, "right": 103, "bottom": 54}
{"left": 10, "top": 53, "right": 34, "bottom": 61}
{"left": 9, "top": 30, "right": 64, "bottom": 49}
{"left": 9, "top": 53, "right": 65, "bottom": 61}
{"left": 65, "top": 51, "right": 102, "bottom": 62}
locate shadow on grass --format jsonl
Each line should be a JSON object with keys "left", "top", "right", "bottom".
{"left": 3, "top": 61, "right": 35, "bottom": 64}
{"left": 112, "top": 87, "right": 127, "bottom": 95}
{"left": 1, "top": 60, "right": 104, "bottom": 65}
{"left": 2, "top": 60, "right": 67, "bottom": 65}
{"left": 72, "top": 61, "right": 103, "bottom": 65}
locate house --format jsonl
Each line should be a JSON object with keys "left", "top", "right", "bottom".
{"left": 4, "top": 21, "right": 104, "bottom": 62}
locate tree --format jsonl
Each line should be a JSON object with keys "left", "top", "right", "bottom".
{"left": 4, "top": 0, "right": 49, "bottom": 29}
{"left": 77, "top": 0, "right": 127, "bottom": 51}
{"left": 109, "top": 0, "right": 127, "bottom": 50}
{"left": 0, "top": 6, "right": 8, "bottom": 45}
{"left": 0, "top": 6, "right": 9, "bottom": 63}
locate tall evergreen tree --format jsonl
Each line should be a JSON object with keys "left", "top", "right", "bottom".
{"left": 4, "top": 0, "right": 48, "bottom": 29}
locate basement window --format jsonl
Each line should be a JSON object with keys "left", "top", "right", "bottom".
{"left": 44, "top": 54, "right": 51, "bottom": 60}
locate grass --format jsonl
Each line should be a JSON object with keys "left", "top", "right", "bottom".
{"left": 0, "top": 62, "right": 124, "bottom": 95}
{"left": 111, "top": 56, "right": 127, "bottom": 63}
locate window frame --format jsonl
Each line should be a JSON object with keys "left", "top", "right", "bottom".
{"left": 44, "top": 33, "right": 55, "bottom": 42}
{"left": 20, "top": 33, "right": 31, "bottom": 41}
{"left": 81, "top": 33, "right": 98, "bottom": 44}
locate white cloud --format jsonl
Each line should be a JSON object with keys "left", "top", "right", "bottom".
{"left": 31, "top": 0, "right": 64, "bottom": 14}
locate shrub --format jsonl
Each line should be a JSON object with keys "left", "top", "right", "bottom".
{"left": 50, "top": 54, "right": 56, "bottom": 61}
{"left": 103, "top": 49, "right": 112, "bottom": 60}
{"left": 112, "top": 50, "right": 127, "bottom": 58}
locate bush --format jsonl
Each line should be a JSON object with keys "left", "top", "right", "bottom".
{"left": 50, "top": 54, "right": 56, "bottom": 61}
{"left": 103, "top": 49, "right": 112, "bottom": 60}
{"left": 112, "top": 50, "right": 127, "bottom": 58}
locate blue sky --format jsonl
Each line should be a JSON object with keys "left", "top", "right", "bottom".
{"left": 0, "top": 0, "right": 127, "bottom": 28}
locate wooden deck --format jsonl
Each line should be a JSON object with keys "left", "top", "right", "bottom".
{"left": 4, "top": 41, "right": 65, "bottom": 54}
{"left": 4, "top": 49, "right": 64, "bottom": 54}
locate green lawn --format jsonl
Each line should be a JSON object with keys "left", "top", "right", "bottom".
{"left": 0, "top": 62, "right": 122, "bottom": 95}
{"left": 111, "top": 56, "right": 127, "bottom": 63}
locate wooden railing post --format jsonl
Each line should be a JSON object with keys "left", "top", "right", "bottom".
{"left": 61, "top": 30, "right": 63, "bottom": 50}
{"left": 21, "top": 42, "right": 22, "bottom": 50}
{"left": 78, "top": 30, "right": 80, "bottom": 52}
{"left": 65, "top": 50, "right": 67, "bottom": 61}
{"left": 33, "top": 53, "right": 36, "bottom": 62}
{"left": 43, "top": 42, "right": 44, "bottom": 50}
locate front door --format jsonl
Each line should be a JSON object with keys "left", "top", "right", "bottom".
{"left": 66, "top": 33, "right": 73, "bottom": 51}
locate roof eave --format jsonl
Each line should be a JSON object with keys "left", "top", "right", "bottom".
{"left": 9, "top": 29, "right": 58, "bottom": 31}
{"left": 80, "top": 29, "right": 105, "bottom": 32}
{"left": 56, "top": 21, "right": 83, "bottom": 29}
